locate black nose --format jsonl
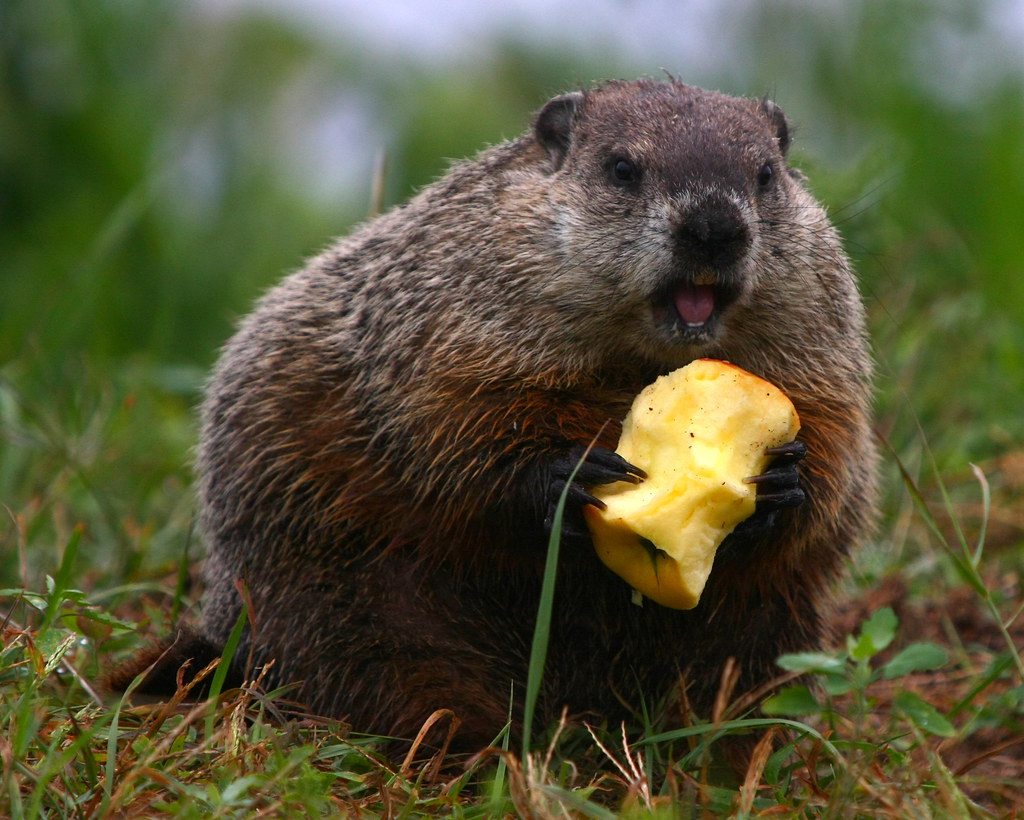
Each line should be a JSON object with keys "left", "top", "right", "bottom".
{"left": 674, "top": 202, "right": 750, "bottom": 268}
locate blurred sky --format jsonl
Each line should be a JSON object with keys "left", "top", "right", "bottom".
{"left": 203, "top": 0, "right": 737, "bottom": 67}
{"left": 204, "top": 0, "right": 1023, "bottom": 74}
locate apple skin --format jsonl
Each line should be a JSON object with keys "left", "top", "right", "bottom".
{"left": 584, "top": 359, "right": 800, "bottom": 609}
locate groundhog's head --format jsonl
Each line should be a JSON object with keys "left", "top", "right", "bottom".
{"left": 530, "top": 79, "right": 832, "bottom": 370}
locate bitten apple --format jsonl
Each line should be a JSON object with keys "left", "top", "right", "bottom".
{"left": 584, "top": 359, "right": 800, "bottom": 609}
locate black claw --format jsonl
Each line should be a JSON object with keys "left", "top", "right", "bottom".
{"left": 554, "top": 445, "right": 644, "bottom": 489}
{"left": 745, "top": 468, "right": 801, "bottom": 490}
{"left": 575, "top": 447, "right": 646, "bottom": 485}
{"left": 549, "top": 480, "right": 608, "bottom": 511}
{"left": 764, "top": 440, "right": 807, "bottom": 460}
{"left": 579, "top": 492, "right": 607, "bottom": 510}
{"left": 745, "top": 472, "right": 780, "bottom": 485}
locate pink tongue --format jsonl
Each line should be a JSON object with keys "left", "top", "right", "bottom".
{"left": 674, "top": 284, "right": 715, "bottom": 325}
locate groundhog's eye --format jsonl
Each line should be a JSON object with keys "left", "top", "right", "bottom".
{"left": 756, "top": 162, "right": 775, "bottom": 188}
{"left": 610, "top": 157, "right": 640, "bottom": 185}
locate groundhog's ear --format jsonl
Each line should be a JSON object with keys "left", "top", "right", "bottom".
{"left": 760, "top": 98, "right": 790, "bottom": 156}
{"left": 534, "top": 92, "right": 583, "bottom": 171}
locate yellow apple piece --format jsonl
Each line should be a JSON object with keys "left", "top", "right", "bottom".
{"left": 584, "top": 358, "right": 800, "bottom": 609}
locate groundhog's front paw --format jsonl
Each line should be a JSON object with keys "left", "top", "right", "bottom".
{"left": 727, "top": 439, "right": 806, "bottom": 544}
{"left": 748, "top": 439, "right": 807, "bottom": 512}
{"left": 544, "top": 445, "right": 645, "bottom": 540}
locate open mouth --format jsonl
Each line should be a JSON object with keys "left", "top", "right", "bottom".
{"left": 653, "top": 276, "right": 738, "bottom": 341}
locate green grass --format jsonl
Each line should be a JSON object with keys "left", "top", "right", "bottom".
{"left": 3, "top": 0, "right": 1024, "bottom": 815}
{"left": 2, "top": 509, "right": 1022, "bottom": 816}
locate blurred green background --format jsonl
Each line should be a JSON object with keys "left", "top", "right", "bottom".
{"left": 2, "top": 0, "right": 1022, "bottom": 590}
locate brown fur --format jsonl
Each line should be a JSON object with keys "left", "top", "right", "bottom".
{"left": 109, "top": 79, "right": 877, "bottom": 753}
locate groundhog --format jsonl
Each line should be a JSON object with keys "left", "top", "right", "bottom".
{"left": 113, "top": 78, "right": 877, "bottom": 753}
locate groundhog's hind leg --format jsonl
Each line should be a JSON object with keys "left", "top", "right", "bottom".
{"left": 360, "top": 653, "right": 517, "bottom": 755}
{"left": 102, "top": 626, "right": 232, "bottom": 700}
{"left": 240, "top": 564, "right": 523, "bottom": 755}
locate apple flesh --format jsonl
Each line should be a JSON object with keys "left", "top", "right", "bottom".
{"left": 584, "top": 359, "right": 800, "bottom": 609}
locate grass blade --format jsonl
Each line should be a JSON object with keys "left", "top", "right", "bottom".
{"left": 522, "top": 445, "right": 591, "bottom": 761}
{"left": 205, "top": 604, "right": 248, "bottom": 738}
{"left": 42, "top": 526, "right": 82, "bottom": 631}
